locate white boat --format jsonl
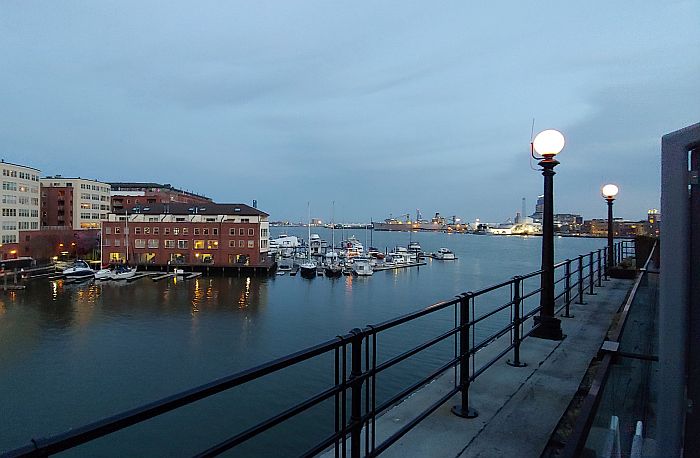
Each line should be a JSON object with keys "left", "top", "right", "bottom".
{"left": 408, "top": 241, "right": 422, "bottom": 253}
{"left": 95, "top": 265, "right": 137, "bottom": 280}
{"left": 62, "top": 260, "right": 95, "bottom": 278}
{"left": 353, "top": 257, "right": 374, "bottom": 276}
{"left": 341, "top": 236, "right": 364, "bottom": 259}
{"left": 435, "top": 248, "right": 456, "bottom": 260}
{"left": 309, "top": 234, "right": 323, "bottom": 255}
{"left": 270, "top": 235, "right": 301, "bottom": 257}
{"left": 95, "top": 268, "right": 113, "bottom": 280}
{"left": 300, "top": 203, "right": 316, "bottom": 279}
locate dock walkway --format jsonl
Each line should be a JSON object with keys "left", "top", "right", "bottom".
{"left": 323, "top": 277, "right": 633, "bottom": 457}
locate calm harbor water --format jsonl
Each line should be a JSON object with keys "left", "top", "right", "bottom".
{"left": 0, "top": 229, "right": 605, "bottom": 456}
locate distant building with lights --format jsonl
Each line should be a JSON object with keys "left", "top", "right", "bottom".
{"left": 0, "top": 160, "right": 41, "bottom": 259}
{"left": 101, "top": 203, "right": 271, "bottom": 269}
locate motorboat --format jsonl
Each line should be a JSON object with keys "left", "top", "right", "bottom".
{"left": 62, "top": 260, "right": 95, "bottom": 278}
{"left": 95, "top": 267, "right": 113, "bottom": 280}
{"left": 112, "top": 265, "right": 137, "bottom": 280}
{"left": 408, "top": 241, "right": 422, "bottom": 254}
{"left": 309, "top": 234, "right": 323, "bottom": 255}
{"left": 435, "top": 248, "right": 456, "bottom": 260}
{"left": 341, "top": 236, "right": 364, "bottom": 259}
{"left": 353, "top": 257, "right": 373, "bottom": 276}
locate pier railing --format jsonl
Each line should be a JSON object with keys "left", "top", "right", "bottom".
{"left": 5, "top": 240, "right": 634, "bottom": 458}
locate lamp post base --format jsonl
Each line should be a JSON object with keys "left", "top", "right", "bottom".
{"left": 531, "top": 315, "right": 565, "bottom": 341}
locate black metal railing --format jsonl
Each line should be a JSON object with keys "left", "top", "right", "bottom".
{"left": 4, "top": 240, "right": 635, "bottom": 458}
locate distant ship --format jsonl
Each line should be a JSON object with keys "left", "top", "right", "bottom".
{"left": 373, "top": 212, "right": 447, "bottom": 232}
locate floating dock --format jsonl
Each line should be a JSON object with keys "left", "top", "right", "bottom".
{"left": 372, "top": 261, "right": 427, "bottom": 272}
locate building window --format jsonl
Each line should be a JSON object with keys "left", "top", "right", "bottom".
{"left": 177, "top": 240, "right": 188, "bottom": 249}
{"left": 248, "top": 228, "right": 254, "bottom": 236}
{"left": 105, "top": 227, "right": 112, "bottom": 235}
{"left": 164, "top": 228, "right": 170, "bottom": 235}
{"left": 134, "top": 239, "right": 146, "bottom": 249}
{"left": 261, "top": 228, "right": 268, "bottom": 237}
{"left": 229, "top": 240, "right": 236, "bottom": 247}
{"left": 248, "top": 240, "right": 255, "bottom": 248}
{"left": 207, "top": 240, "right": 219, "bottom": 249}
{"left": 182, "top": 228, "right": 188, "bottom": 235}
{"left": 164, "top": 240, "right": 175, "bottom": 248}
{"left": 213, "top": 228, "right": 218, "bottom": 235}
{"left": 103, "top": 239, "right": 111, "bottom": 246}
{"left": 135, "top": 227, "right": 141, "bottom": 235}
{"left": 239, "top": 240, "right": 244, "bottom": 247}
{"left": 144, "top": 227, "right": 150, "bottom": 234}
{"left": 173, "top": 228, "right": 180, "bottom": 235}
{"left": 194, "top": 240, "right": 205, "bottom": 249}
{"left": 239, "top": 228, "right": 245, "bottom": 236}
{"left": 241, "top": 218, "right": 250, "bottom": 223}
{"left": 115, "top": 239, "right": 121, "bottom": 247}
{"left": 229, "top": 228, "right": 235, "bottom": 236}
{"left": 153, "top": 227, "right": 159, "bottom": 235}
{"left": 147, "top": 239, "right": 159, "bottom": 249}
{"left": 194, "top": 228, "right": 200, "bottom": 235}
{"left": 203, "top": 228, "right": 209, "bottom": 235}
{"left": 115, "top": 227, "right": 121, "bottom": 234}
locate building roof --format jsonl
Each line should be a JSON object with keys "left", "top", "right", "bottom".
{"left": 0, "top": 160, "right": 40, "bottom": 172}
{"left": 112, "top": 202, "right": 268, "bottom": 217}
{"left": 109, "top": 182, "right": 210, "bottom": 200}
{"left": 42, "top": 176, "right": 110, "bottom": 185}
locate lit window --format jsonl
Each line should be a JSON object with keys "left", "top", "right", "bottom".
{"left": 194, "top": 240, "right": 205, "bottom": 249}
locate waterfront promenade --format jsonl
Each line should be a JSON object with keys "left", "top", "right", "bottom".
{"left": 324, "top": 276, "right": 633, "bottom": 457}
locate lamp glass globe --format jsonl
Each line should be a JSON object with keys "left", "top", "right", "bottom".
{"left": 533, "top": 129, "right": 565, "bottom": 156}
{"left": 602, "top": 184, "right": 619, "bottom": 198}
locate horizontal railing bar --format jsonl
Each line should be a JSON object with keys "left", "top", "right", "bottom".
{"left": 522, "top": 304, "right": 544, "bottom": 322}
{"left": 12, "top": 337, "right": 344, "bottom": 457}
{"left": 374, "top": 356, "right": 459, "bottom": 415}
{"left": 468, "top": 278, "right": 516, "bottom": 296}
{"left": 471, "top": 326, "right": 513, "bottom": 355}
{"left": 472, "top": 343, "right": 515, "bottom": 381}
{"left": 302, "top": 431, "right": 345, "bottom": 458}
{"left": 374, "top": 327, "right": 459, "bottom": 374}
{"left": 369, "top": 298, "right": 460, "bottom": 333}
{"left": 196, "top": 385, "right": 342, "bottom": 457}
{"left": 520, "top": 287, "right": 542, "bottom": 301}
{"left": 369, "top": 385, "right": 461, "bottom": 457}
{"left": 470, "top": 300, "right": 514, "bottom": 326}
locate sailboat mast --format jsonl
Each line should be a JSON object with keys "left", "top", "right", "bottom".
{"left": 307, "top": 202, "right": 311, "bottom": 262}
{"left": 125, "top": 209, "right": 129, "bottom": 263}
{"left": 331, "top": 201, "right": 335, "bottom": 251}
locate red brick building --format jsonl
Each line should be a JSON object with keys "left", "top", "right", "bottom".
{"left": 101, "top": 203, "right": 270, "bottom": 269}
{"left": 19, "top": 227, "right": 100, "bottom": 262}
{"left": 110, "top": 182, "right": 211, "bottom": 212}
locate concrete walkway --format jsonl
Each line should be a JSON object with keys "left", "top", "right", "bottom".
{"left": 370, "top": 277, "right": 634, "bottom": 458}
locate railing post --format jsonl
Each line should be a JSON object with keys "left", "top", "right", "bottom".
{"left": 349, "top": 328, "right": 364, "bottom": 458}
{"left": 576, "top": 255, "right": 586, "bottom": 304}
{"left": 562, "top": 260, "right": 573, "bottom": 318}
{"left": 588, "top": 252, "right": 596, "bottom": 295}
{"left": 508, "top": 277, "right": 527, "bottom": 367}
{"left": 603, "top": 249, "right": 609, "bottom": 281}
{"left": 597, "top": 250, "right": 602, "bottom": 287}
{"left": 452, "top": 293, "right": 478, "bottom": 418}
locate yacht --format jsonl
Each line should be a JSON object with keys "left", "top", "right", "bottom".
{"left": 435, "top": 248, "right": 456, "bottom": 260}
{"left": 62, "top": 260, "right": 95, "bottom": 278}
{"left": 353, "top": 257, "right": 373, "bottom": 276}
{"left": 300, "top": 204, "right": 317, "bottom": 278}
{"left": 408, "top": 241, "right": 422, "bottom": 254}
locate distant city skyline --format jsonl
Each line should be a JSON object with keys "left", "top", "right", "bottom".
{"left": 2, "top": 1, "right": 697, "bottom": 222}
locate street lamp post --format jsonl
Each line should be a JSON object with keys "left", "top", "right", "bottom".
{"left": 531, "top": 129, "right": 565, "bottom": 340}
{"left": 602, "top": 184, "right": 619, "bottom": 273}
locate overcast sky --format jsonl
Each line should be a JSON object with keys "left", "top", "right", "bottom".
{"left": 1, "top": 1, "right": 698, "bottom": 223}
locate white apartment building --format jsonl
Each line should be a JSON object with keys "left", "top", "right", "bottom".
{"left": 0, "top": 160, "right": 41, "bottom": 246}
{"left": 41, "top": 176, "right": 111, "bottom": 229}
